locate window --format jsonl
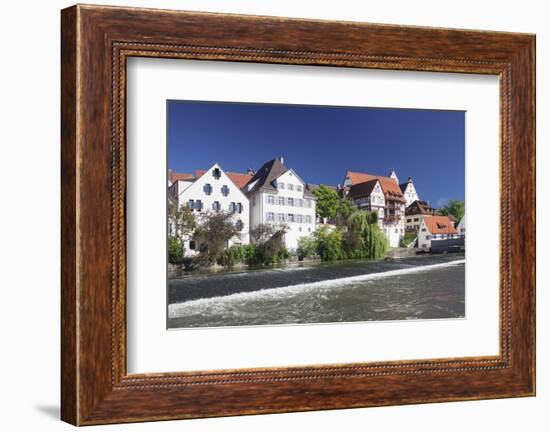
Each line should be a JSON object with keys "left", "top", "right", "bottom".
{"left": 229, "top": 202, "right": 236, "bottom": 213}
{"left": 252, "top": 196, "right": 256, "bottom": 207}
{"left": 295, "top": 198, "right": 302, "bottom": 207}
{"left": 287, "top": 184, "right": 294, "bottom": 191}
{"left": 305, "top": 199, "right": 312, "bottom": 208}
{"left": 195, "top": 200, "right": 203, "bottom": 212}
{"left": 426, "top": 235, "right": 431, "bottom": 240}
{"left": 213, "top": 168, "right": 221, "bottom": 179}
{"left": 237, "top": 203, "right": 243, "bottom": 214}
{"left": 288, "top": 197, "right": 294, "bottom": 206}
{"left": 287, "top": 213, "right": 295, "bottom": 222}
{"left": 296, "top": 185, "right": 302, "bottom": 192}
{"left": 421, "top": 228, "right": 427, "bottom": 232}
{"left": 305, "top": 215, "right": 312, "bottom": 224}
{"left": 278, "top": 196, "right": 285, "bottom": 205}
{"left": 266, "top": 195, "right": 274, "bottom": 204}
{"left": 277, "top": 182, "right": 285, "bottom": 190}
{"left": 299, "top": 227, "right": 302, "bottom": 232}
{"left": 212, "top": 201, "right": 221, "bottom": 212}
{"left": 407, "top": 218, "right": 412, "bottom": 222}
{"left": 203, "top": 183, "right": 212, "bottom": 195}
{"left": 414, "top": 218, "right": 419, "bottom": 222}
{"left": 188, "top": 199, "right": 194, "bottom": 209}
{"left": 278, "top": 213, "right": 285, "bottom": 223}
{"left": 308, "top": 228, "right": 311, "bottom": 232}
{"left": 267, "top": 212, "right": 274, "bottom": 221}
{"left": 221, "top": 185, "right": 229, "bottom": 196}
{"left": 297, "top": 214, "right": 303, "bottom": 223}
{"left": 235, "top": 220, "right": 244, "bottom": 231}
{"left": 189, "top": 240, "right": 196, "bottom": 250}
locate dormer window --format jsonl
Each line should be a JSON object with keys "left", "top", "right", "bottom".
{"left": 221, "top": 185, "right": 229, "bottom": 196}
{"left": 212, "top": 168, "right": 221, "bottom": 179}
{"left": 203, "top": 183, "right": 212, "bottom": 195}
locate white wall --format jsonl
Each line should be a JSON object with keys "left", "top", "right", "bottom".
{"left": 0, "top": 1, "right": 547, "bottom": 431}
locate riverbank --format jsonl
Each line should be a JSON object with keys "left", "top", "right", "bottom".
{"left": 168, "top": 252, "right": 464, "bottom": 304}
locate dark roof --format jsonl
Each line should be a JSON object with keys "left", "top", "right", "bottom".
{"left": 344, "top": 171, "right": 406, "bottom": 203}
{"left": 245, "top": 158, "right": 289, "bottom": 195}
{"left": 405, "top": 200, "right": 437, "bottom": 216}
{"left": 347, "top": 179, "right": 379, "bottom": 199}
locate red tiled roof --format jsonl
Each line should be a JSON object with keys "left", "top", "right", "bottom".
{"left": 193, "top": 169, "right": 252, "bottom": 189}
{"left": 423, "top": 215, "right": 458, "bottom": 235}
{"left": 169, "top": 172, "right": 194, "bottom": 182}
{"left": 345, "top": 171, "right": 406, "bottom": 202}
{"left": 227, "top": 172, "right": 253, "bottom": 189}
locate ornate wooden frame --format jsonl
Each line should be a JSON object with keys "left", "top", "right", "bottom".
{"left": 61, "top": 4, "right": 535, "bottom": 425}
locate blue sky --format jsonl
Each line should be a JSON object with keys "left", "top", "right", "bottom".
{"left": 167, "top": 100, "right": 464, "bottom": 207}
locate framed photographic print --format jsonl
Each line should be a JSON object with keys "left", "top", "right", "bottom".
{"left": 61, "top": 4, "right": 536, "bottom": 425}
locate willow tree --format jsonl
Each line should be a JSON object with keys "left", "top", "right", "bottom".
{"left": 344, "top": 211, "right": 388, "bottom": 259}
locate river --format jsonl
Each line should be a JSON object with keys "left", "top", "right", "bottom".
{"left": 168, "top": 253, "right": 465, "bottom": 329}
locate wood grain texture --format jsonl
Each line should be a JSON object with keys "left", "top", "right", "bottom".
{"left": 60, "top": 4, "right": 536, "bottom": 425}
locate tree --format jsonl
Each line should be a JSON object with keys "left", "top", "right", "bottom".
{"left": 167, "top": 201, "right": 197, "bottom": 262}
{"left": 296, "top": 235, "right": 317, "bottom": 260}
{"left": 314, "top": 227, "right": 344, "bottom": 261}
{"left": 167, "top": 237, "right": 185, "bottom": 264}
{"left": 168, "top": 200, "right": 196, "bottom": 241}
{"left": 343, "top": 211, "right": 388, "bottom": 259}
{"left": 334, "top": 198, "right": 358, "bottom": 227}
{"left": 250, "top": 223, "right": 277, "bottom": 244}
{"left": 194, "top": 211, "right": 241, "bottom": 265}
{"left": 439, "top": 199, "right": 465, "bottom": 223}
{"left": 248, "top": 223, "right": 289, "bottom": 265}
{"left": 312, "top": 185, "right": 338, "bottom": 220}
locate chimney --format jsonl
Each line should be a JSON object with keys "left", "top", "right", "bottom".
{"left": 408, "top": 176, "right": 412, "bottom": 182}
{"left": 279, "top": 156, "right": 284, "bottom": 165}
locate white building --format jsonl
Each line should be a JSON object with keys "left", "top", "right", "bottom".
{"left": 417, "top": 215, "right": 458, "bottom": 250}
{"left": 399, "top": 177, "right": 420, "bottom": 207}
{"left": 168, "top": 163, "right": 250, "bottom": 255}
{"left": 404, "top": 200, "right": 437, "bottom": 233}
{"left": 343, "top": 170, "right": 407, "bottom": 247}
{"left": 456, "top": 216, "right": 466, "bottom": 238}
{"left": 245, "top": 158, "right": 317, "bottom": 250}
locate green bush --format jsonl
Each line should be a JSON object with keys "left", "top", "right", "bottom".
{"left": 314, "top": 227, "right": 344, "bottom": 261}
{"left": 297, "top": 235, "right": 317, "bottom": 260}
{"left": 400, "top": 232, "right": 417, "bottom": 248}
{"left": 167, "top": 237, "right": 185, "bottom": 264}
